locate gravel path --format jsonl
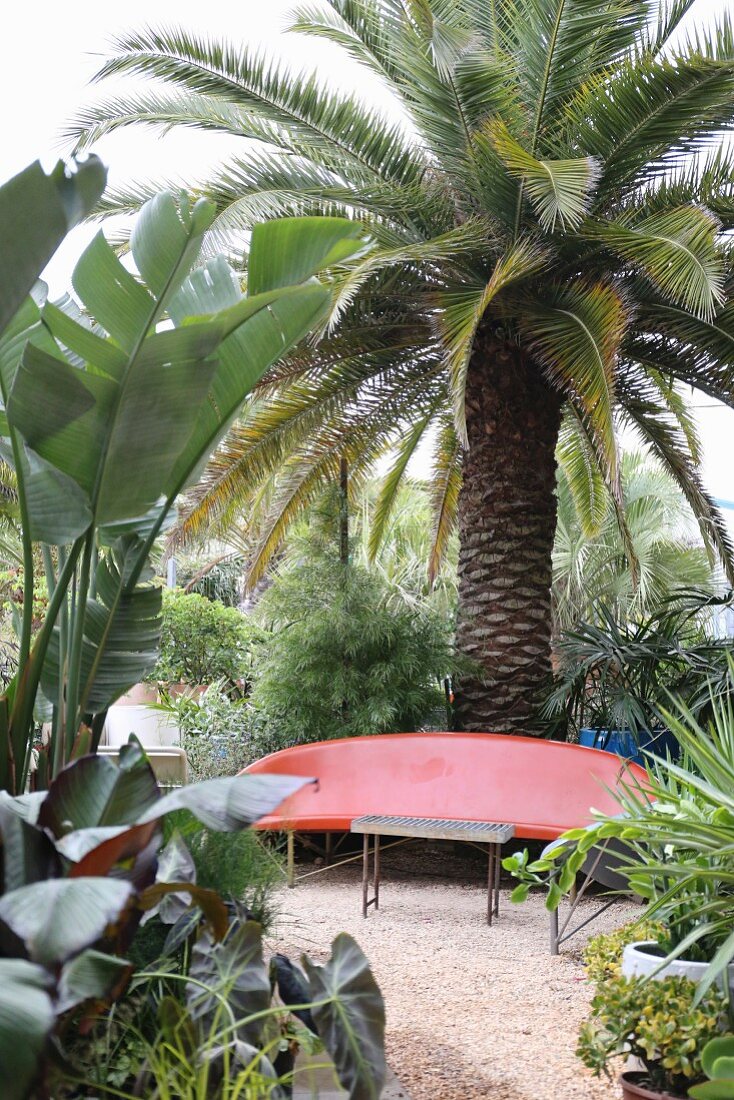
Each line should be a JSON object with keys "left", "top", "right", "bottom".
{"left": 268, "top": 843, "right": 638, "bottom": 1100}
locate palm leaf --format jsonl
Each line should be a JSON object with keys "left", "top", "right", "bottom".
{"left": 585, "top": 206, "right": 725, "bottom": 320}
{"left": 518, "top": 279, "right": 627, "bottom": 479}
{"left": 491, "top": 122, "right": 600, "bottom": 230}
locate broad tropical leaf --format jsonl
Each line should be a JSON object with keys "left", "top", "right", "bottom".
{"left": 0, "top": 959, "right": 55, "bottom": 1100}
{"left": 303, "top": 933, "right": 386, "bottom": 1100}
{"left": 0, "top": 877, "right": 133, "bottom": 967}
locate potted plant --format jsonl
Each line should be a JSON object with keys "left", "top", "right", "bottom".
{"left": 577, "top": 972, "right": 731, "bottom": 1099}
{"left": 689, "top": 1037, "right": 734, "bottom": 1098}
{"left": 506, "top": 685, "right": 734, "bottom": 995}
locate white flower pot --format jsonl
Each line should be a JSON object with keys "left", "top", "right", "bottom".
{"left": 622, "top": 940, "right": 734, "bottom": 995}
{"left": 102, "top": 704, "right": 180, "bottom": 749}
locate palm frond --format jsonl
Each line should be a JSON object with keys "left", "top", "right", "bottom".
{"left": 428, "top": 415, "right": 462, "bottom": 584}
{"left": 368, "top": 407, "right": 437, "bottom": 560}
{"left": 433, "top": 238, "right": 550, "bottom": 439}
{"left": 556, "top": 412, "right": 607, "bottom": 537}
{"left": 491, "top": 122, "right": 600, "bottom": 230}
{"left": 83, "top": 26, "right": 423, "bottom": 186}
{"left": 617, "top": 371, "right": 734, "bottom": 584}
{"left": 518, "top": 279, "right": 628, "bottom": 479}
{"left": 585, "top": 205, "right": 726, "bottom": 320}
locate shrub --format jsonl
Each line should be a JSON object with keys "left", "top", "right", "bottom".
{"left": 578, "top": 973, "right": 729, "bottom": 1095}
{"left": 250, "top": 535, "right": 459, "bottom": 747}
{"left": 153, "top": 589, "right": 262, "bottom": 692}
{"left": 158, "top": 684, "right": 265, "bottom": 780}
{"left": 583, "top": 920, "right": 667, "bottom": 985}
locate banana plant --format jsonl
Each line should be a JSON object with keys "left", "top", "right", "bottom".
{"left": 0, "top": 159, "right": 367, "bottom": 793}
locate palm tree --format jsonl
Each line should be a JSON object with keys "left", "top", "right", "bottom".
{"left": 553, "top": 449, "right": 715, "bottom": 636}
{"left": 70, "top": 0, "right": 734, "bottom": 731}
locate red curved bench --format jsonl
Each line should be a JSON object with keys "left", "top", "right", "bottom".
{"left": 245, "top": 732, "right": 645, "bottom": 839}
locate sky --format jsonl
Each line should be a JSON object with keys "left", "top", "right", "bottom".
{"left": 2, "top": 0, "right": 734, "bottom": 515}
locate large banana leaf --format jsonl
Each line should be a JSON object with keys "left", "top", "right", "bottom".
{"left": 2, "top": 196, "right": 366, "bottom": 767}
{"left": 0, "top": 159, "right": 105, "bottom": 338}
{"left": 41, "top": 536, "right": 162, "bottom": 713}
{"left": 0, "top": 959, "right": 55, "bottom": 1100}
{"left": 6, "top": 197, "right": 364, "bottom": 540}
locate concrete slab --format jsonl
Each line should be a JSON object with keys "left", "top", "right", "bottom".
{"left": 293, "top": 1055, "right": 410, "bottom": 1099}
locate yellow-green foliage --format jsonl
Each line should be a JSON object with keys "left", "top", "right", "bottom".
{"left": 583, "top": 919, "right": 666, "bottom": 984}
{"left": 578, "top": 974, "right": 729, "bottom": 1095}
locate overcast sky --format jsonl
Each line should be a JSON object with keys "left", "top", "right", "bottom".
{"left": 3, "top": 0, "right": 734, "bottom": 513}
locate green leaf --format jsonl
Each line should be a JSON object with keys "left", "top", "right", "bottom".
{"left": 689, "top": 1083, "right": 734, "bottom": 1099}
{"left": 56, "top": 949, "right": 132, "bottom": 1013}
{"left": 546, "top": 881, "right": 563, "bottom": 911}
{"left": 41, "top": 538, "right": 163, "bottom": 713}
{"left": 0, "top": 877, "right": 133, "bottom": 966}
{"left": 130, "top": 190, "right": 216, "bottom": 306}
{"left": 187, "top": 921, "right": 270, "bottom": 1046}
{"left": 0, "top": 804, "right": 61, "bottom": 892}
{"left": 137, "top": 772, "right": 315, "bottom": 830}
{"left": 510, "top": 883, "right": 531, "bottom": 903}
{"left": 0, "top": 958, "right": 55, "bottom": 1100}
{"left": 701, "top": 1037, "right": 734, "bottom": 1080}
{"left": 0, "top": 158, "right": 105, "bottom": 338}
{"left": 303, "top": 933, "right": 386, "bottom": 1100}
{"left": 491, "top": 123, "right": 600, "bottom": 230}
{"left": 248, "top": 215, "right": 367, "bottom": 294}
{"left": 37, "top": 740, "right": 159, "bottom": 836}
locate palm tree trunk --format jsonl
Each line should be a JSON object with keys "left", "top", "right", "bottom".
{"left": 455, "top": 334, "right": 562, "bottom": 732}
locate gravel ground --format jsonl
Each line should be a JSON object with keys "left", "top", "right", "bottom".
{"left": 267, "top": 842, "right": 639, "bottom": 1100}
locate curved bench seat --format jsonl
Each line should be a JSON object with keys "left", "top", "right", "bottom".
{"left": 245, "top": 732, "right": 645, "bottom": 840}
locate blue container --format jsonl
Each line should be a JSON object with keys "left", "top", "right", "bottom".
{"left": 578, "top": 727, "right": 679, "bottom": 768}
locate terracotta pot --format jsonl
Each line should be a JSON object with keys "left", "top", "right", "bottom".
{"left": 116, "top": 682, "right": 158, "bottom": 706}
{"left": 165, "top": 682, "right": 208, "bottom": 700}
{"left": 619, "top": 1072, "right": 685, "bottom": 1099}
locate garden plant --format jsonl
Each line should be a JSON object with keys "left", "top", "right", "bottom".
{"left": 72, "top": 0, "right": 734, "bottom": 729}
{"left": 0, "top": 156, "right": 367, "bottom": 794}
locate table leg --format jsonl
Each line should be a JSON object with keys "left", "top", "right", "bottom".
{"left": 487, "top": 844, "right": 495, "bottom": 926}
{"left": 374, "top": 833, "right": 380, "bottom": 911}
{"left": 494, "top": 843, "right": 501, "bottom": 917}
{"left": 362, "top": 833, "right": 369, "bottom": 917}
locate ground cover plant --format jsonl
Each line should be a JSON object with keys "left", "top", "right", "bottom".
{"left": 73, "top": 0, "right": 734, "bottom": 730}
{"left": 0, "top": 739, "right": 385, "bottom": 1099}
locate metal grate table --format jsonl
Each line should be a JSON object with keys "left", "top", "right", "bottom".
{"left": 350, "top": 815, "right": 515, "bottom": 925}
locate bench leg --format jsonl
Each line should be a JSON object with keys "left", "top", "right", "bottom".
{"left": 550, "top": 907, "right": 559, "bottom": 955}
{"left": 361, "top": 833, "right": 381, "bottom": 917}
{"left": 486, "top": 843, "right": 502, "bottom": 925}
{"left": 362, "top": 833, "right": 369, "bottom": 916}
{"left": 487, "top": 844, "right": 495, "bottom": 926}
{"left": 374, "top": 833, "right": 380, "bottom": 910}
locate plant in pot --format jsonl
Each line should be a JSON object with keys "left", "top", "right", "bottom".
{"left": 543, "top": 592, "right": 734, "bottom": 760}
{"left": 690, "top": 1037, "right": 734, "bottom": 1098}
{"left": 578, "top": 972, "right": 731, "bottom": 1099}
{"left": 506, "top": 683, "right": 734, "bottom": 994}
